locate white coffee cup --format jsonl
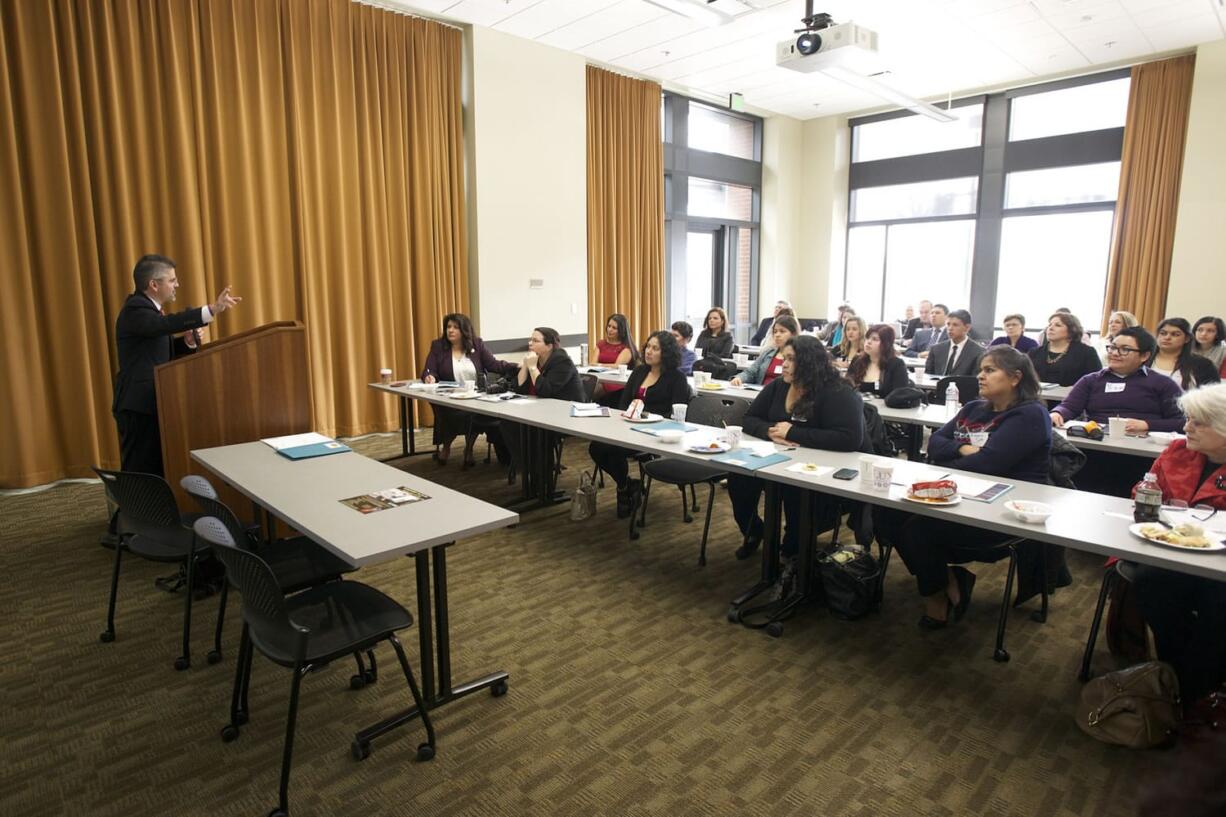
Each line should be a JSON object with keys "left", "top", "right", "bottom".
{"left": 858, "top": 455, "right": 875, "bottom": 483}
{"left": 1108, "top": 417, "right": 1127, "bottom": 438}
{"left": 617, "top": 363, "right": 628, "bottom": 376}
{"left": 734, "top": 353, "right": 748, "bottom": 366}
{"left": 694, "top": 371, "right": 710, "bottom": 386}
{"left": 872, "top": 462, "right": 894, "bottom": 491}
{"left": 672, "top": 403, "right": 688, "bottom": 423}
{"left": 724, "top": 425, "right": 743, "bottom": 449}
{"left": 379, "top": 368, "right": 392, "bottom": 385}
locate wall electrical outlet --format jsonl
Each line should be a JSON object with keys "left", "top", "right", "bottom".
{"left": 529, "top": 278, "right": 544, "bottom": 289}
{"left": 571, "top": 303, "right": 578, "bottom": 314}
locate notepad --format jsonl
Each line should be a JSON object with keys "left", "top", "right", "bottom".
{"left": 571, "top": 402, "right": 607, "bottom": 418}
{"left": 711, "top": 451, "right": 789, "bottom": 471}
{"left": 630, "top": 420, "right": 698, "bottom": 436}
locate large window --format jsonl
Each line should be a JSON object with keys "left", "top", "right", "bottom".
{"left": 664, "top": 94, "right": 762, "bottom": 342}
{"left": 843, "top": 70, "right": 1127, "bottom": 334}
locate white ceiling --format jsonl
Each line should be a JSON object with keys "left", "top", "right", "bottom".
{"left": 386, "top": 0, "right": 1226, "bottom": 118}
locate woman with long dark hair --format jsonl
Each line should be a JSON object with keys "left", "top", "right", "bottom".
{"left": 1027, "top": 311, "right": 1102, "bottom": 386}
{"left": 731, "top": 315, "right": 799, "bottom": 388}
{"left": 875, "top": 346, "right": 1052, "bottom": 628}
{"left": 593, "top": 312, "right": 640, "bottom": 404}
{"left": 420, "top": 313, "right": 517, "bottom": 465}
{"left": 727, "top": 335, "right": 863, "bottom": 570}
{"left": 695, "top": 307, "right": 735, "bottom": 359}
{"left": 1152, "top": 317, "right": 1222, "bottom": 390}
{"left": 845, "top": 323, "right": 910, "bottom": 398}
{"left": 589, "top": 331, "right": 691, "bottom": 518}
{"left": 1192, "top": 316, "right": 1226, "bottom": 377}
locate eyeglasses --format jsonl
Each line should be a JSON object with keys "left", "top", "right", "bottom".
{"left": 1104, "top": 344, "right": 1140, "bottom": 355}
{"left": 1168, "top": 500, "right": 1218, "bottom": 522}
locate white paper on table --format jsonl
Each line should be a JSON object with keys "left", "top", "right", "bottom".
{"left": 261, "top": 432, "right": 333, "bottom": 450}
{"left": 742, "top": 441, "right": 776, "bottom": 457}
{"left": 1159, "top": 507, "right": 1226, "bottom": 535}
{"left": 885, "top": 461, "right": 948, "bottom": 486}
{"left": 950, "top": 475, "right": 1013, "bottom": 502}
{"left": 785, "top": 463, "right": 833, "bottom": 478}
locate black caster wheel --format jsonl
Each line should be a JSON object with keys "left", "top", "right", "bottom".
{"left": 220, "top": 724, "right": 240, "bottom": 743}
{"left": 267, "top": 809, "right": 288, "bottom": 817}
{"left": 766, "top": 622, "right": 783, "bottom": 638}
{"left": 235, "top": 710, "right": 249, "bottom": 726}
{"left": 490, "top": 680, "right": 509, "bottom": 698}
{"left": 1030, "top": 611, "right": 1047, "bottom": 623}
{"left": 726, "top": 607, "right": 739, "bottom": 623}
{"left": 174, "top": 656, "right": 190, "bottom": 671}
{"left": 362, "top": 669, "right": 377, "bottom": 685}
{"left": 993, "top": 648, "right": 1010, "bottom": 663}
{"left": 351, "top": 739, "right": 371, "bottom": 761}
{"left": 99, "top": 631, "right": 115, "bottom": 643}
{"left": 207, "top": 649, "right": 223, "bottom": 665}
{"left": 350, "top": 674, "right": 366, "bottom": 691}
{"left": 416, "top": 743, "right": 435, "bottom": 762}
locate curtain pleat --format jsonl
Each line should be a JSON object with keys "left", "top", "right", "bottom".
{"left": 0, "top": 0, "right": 466, "bottom": 488}
{"left": 586, "top": 65, "right": 664, "bottom": 351}
{"left": 1101, "top": 55, "right": 1196, "bottom": 332}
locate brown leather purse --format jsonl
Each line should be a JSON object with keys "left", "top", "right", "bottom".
{"left": 1077, "top": 662, "right": 1181, "bottom": 748}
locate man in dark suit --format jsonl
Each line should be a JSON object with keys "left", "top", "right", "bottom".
{"left": 750, "top": 299, "right": 791, "bottom": 346}
{"left": 905, "top": 303, "right": 948, "bottom": 357}
{"left": 112, "top": 254, "right": 241, "bottom": 475}
{"left": 924, "top": 309, "right": 985, "bottom": 378}
{"left": 902, "top": 299, "right": 931, "bottom": 340}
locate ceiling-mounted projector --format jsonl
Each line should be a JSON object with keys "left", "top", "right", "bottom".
{"left": 776, "top": 21, "right": 881, "bottom": 75}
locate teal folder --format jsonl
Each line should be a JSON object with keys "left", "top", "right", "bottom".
{"left": 277, "top": 440, "right": 351, "bottom": 460}
{"left": 709, "top": 451, "right": 789, "bottom": 471}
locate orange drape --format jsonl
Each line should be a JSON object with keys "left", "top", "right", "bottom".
{"left": 585, "top": 65, "right": 665, "bottom": 352}
{"left": 1101, "top": 55, "right": 1196, "bottom": 332}
{"left": 0, "top": 0, "right": 466, "bottom": 488}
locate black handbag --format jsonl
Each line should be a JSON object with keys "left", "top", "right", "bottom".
{"left": 884, "top": 386, "right": 924, "bottom": 409}
{"left": 816, "top": 545, "right": 881, "bottom": 620}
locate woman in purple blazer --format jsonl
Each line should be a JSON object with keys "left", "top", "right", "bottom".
{"left": 420, "top": 313, "right": 517, "bottom": 465}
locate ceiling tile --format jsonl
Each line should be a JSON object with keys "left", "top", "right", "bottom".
{"left": 579, "top": 14, "right": 702, "bottom": 61}
{"left": 494, "top": 0, "right": 624, "bottom": 40}
{"left": 438, "top": 0, "right": 550, "bottom": 28}
{"left": 536, "top": 0, "right": 669, "bottom": 51}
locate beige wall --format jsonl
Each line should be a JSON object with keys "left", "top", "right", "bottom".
{"left": 759, "top": 115, "right": 802, "bottom": 319}
{"left": 1166, "top": 38, "right": 1226, "bottom": 320}
{"left": 468, "top": 27, "right": 587, "bottom": 343}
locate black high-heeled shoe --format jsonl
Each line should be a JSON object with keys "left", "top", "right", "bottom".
{"left": 918, "top": 598, "right": 953, "bottom": 630}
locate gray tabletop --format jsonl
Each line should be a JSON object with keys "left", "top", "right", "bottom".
{"left": 192, "top": 442, "right": 519, "bottom": 568}
{"left": 371, "top": 383, "right": 1226, "bottom": 580}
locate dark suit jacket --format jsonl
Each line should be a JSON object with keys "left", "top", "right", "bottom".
{"left": 618, "top": 366, "right": 691, "bottom": 417}
{"left": 112, "top": 293, "right": 207, "bottom": 416}
{"left": 514, "top": 349, "right": 585, "bottom": 402}
{"left": 904, "top": 325, "right": 947, "bottom": 357}
{"left": 924, "top": 338, "right": 985, "bottom": 378}
{"left": 902, "top": 317, "right": 923, "bottom": 340}
{"left": 750, "top": 316, "right": 773, "bottom": 346}
{"left": 420, "top": 337, "right": 517, "bottom": 383}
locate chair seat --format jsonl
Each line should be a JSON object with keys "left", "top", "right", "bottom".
{"left": 120, "top": 512, "right": 204, "bottom": 562}
{"left": 262, "top": 536, "right": 355, "bottom": 592}
{"left": 642, "top": 458, "right": 726, "bottom": 485}
{"left": 251, "top": 581, "right": 414, "bottom": 667}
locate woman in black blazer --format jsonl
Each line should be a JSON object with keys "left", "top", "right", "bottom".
{"left": 728, "top": 336, "right": 864, "bottom": 573}
{"left": 1027, "top": 311, "right": 1102, "bottom": 386}
{"left": 695, "top": 307, "right": 735, "bottom": 359}
{"left": 589, "top": 331, "right": 691, "bottom": 518}
{"left": 420, "top": 313, "right": 518, "bottom": 465}
{"left": 845, "top": 323, "right": 910, "bottom": 398}
{"left": 502, "top": 326, "right": 585, "bottom": 479}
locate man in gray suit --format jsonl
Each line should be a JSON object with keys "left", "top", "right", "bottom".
{"left": 924, "top": 309, "right": 984, "bottom": 377}
{"left": 904, "top": 303, "right": 948, "bottom": 357}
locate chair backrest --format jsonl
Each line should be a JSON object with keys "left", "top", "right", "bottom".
{"left": 181, "top": 474, "right": 255, "bottom": 551}
{"left": 929, "top": 375, "right": 979, "bottom": 405}
{"left": 92, "top": 467, "right": 181, "bottom": 528}
{"left": 688, "top": 394, "right": 750, "bottom": 428}
{"left": 580, "top": 373, "right": 598, "bottom": 402}
{"left": 193, "top": 517, "right": 307, "bottom": 661}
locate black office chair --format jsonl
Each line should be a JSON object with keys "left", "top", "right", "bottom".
{"left": 636, "top": 395, "right": 749, "bottom": 564}
{"left": 928, "top": 375, "right": 979, "bottom": 405}
{"left": 193, "top": 517, "right": 436, "bottom": 817}
{"left": 1078, "top": 559, "right": 1135, "bottom": 681}
{"left": 93, "top": 467, "right": 219, "bottom": 671}
{"left": 179, "top": 476, "right": 376, "bottom": 693}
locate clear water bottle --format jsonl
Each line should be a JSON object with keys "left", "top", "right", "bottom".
{"left": 944, "top": 382, "right": 960, "bottom": 417}
{"left": 579, "top": 343, "right": 589, "bottom": 367}
{"left": 1133, "top": 472, "right": 1163, "bottom": 523}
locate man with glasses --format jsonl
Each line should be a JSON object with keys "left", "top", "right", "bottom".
{"left": 1049, "top": 326, "right": 1185, "bottom": 495}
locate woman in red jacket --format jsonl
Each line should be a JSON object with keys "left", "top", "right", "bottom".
{"left": 1132, "top": 382, "right": 1226, "bottom": 709}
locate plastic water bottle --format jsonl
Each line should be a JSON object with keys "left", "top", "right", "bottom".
{"left": 944, "top": 383, "right": 960, "bottom": 418}
{"left": 579, "top": 343, "right": 589, "bottom": 367}
{"left": 1133, "top": 472, "right": 1163, "bottom": 523}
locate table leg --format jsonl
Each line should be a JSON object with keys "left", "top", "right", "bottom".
{"left": 352, "top": 544, "right": 509, "bottom": 748}
{"left": 379, "top": 395, "right": 429, "bottom": 462}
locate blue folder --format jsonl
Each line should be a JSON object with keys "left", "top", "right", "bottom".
{"left": 277, "top": 440, "right": 351, "bottom": 460}
{"left": 629, "top": 420, "right": 698, "bottom": 436}
{"left": 709, "top": 451, "right": 789, "bottom": 471}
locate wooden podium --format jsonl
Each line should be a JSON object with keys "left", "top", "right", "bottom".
{"left": 155, "top": 321, "right": 312, "bottom": 509}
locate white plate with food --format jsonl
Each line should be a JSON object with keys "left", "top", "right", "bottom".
{"left": 903, "top": 493, "right": 962, "bottom": 507}
{"left": 621, "top": 413, "right": 664, "bottom": 423}
{"left": 1129, "top": 522, "right": 1226, "bottom": 551}
{"left": 689, "top": 441, "right": 731, "bottom": 454}
{"left": 1147, "top": 432, "right": 1185, "bottom": 446}
{"left": 697, "top": 382, "right": 725, "bottom": 392}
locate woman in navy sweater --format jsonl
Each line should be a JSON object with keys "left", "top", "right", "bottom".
{"left": 878, "top": 346, "right": 1052, "bottom": 628}
{"left": 728, "top": 335, "right": 864, "bottom": 566}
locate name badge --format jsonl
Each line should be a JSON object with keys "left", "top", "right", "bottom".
{"left": 969, "top": 431, "right": 990, "bottom": 447}
{"left": 1105, "top": 382, "right": 1126, "bottom": 394}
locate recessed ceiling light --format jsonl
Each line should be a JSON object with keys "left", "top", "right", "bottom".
{"left": 1104, "top": 40, "right": 1116, "bottom": 48}
{"left": 1080, "top": 15, "right": 1092, "bottom": 22}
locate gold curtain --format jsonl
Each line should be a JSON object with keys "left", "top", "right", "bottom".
{"left": 1101, "top": 55, "right": 1196, "bottom": 332}
{"left": 0, "top": 0, "right": 467, "bottom": 488}
{"left": 586, "top": 65, "right": 664, "bottom": 352}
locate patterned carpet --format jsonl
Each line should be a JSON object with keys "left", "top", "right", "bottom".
{"left": 0, "top": 430, "right": 1184, "bottom": 816}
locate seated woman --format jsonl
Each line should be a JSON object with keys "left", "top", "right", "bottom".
{"left": 844, "top": 323, "right": 910, "bottom": 398}
{"left": 695, "top": 307, "right": 735, "bottom": 360}
{"left": 1105, "top": 310, "right": 1139, "bottom": 343}
{"left": 876, "top": 346, "right": 1052, "bottom": 628}
{"left": 592, "top": 313, "right": 640, "bottom": 405}
{"left": 990, "top": 313, "right": 1038, "bottom": 353}
{"left": 1192, "top": 316, "right": 1226, "bottom": 378}
{"left": 1027, "top": 310, "right": 1102, "bottom": 386}
{"left": 421, "top": 312, "right": 518, "bottom": 466}
{"left": 728, "top": 335, "right": 863, "bottom": 567}
{"left": 731, "top": 315, "right": 799, "bottom": 388}
{"left": 1151, "top": 317, "right": 1221, "bottom": 391}
{"left": 588, "top": 332, "right": 691, "bottom": 518}
{"left": 833, "top": 316, "right": 866, "bottom": 367}
{"left": 1132, "top": 382, "right": 1226, "bottom": 710}
{"left": 502, "top": 327, "right": 585, "bottom": 478}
